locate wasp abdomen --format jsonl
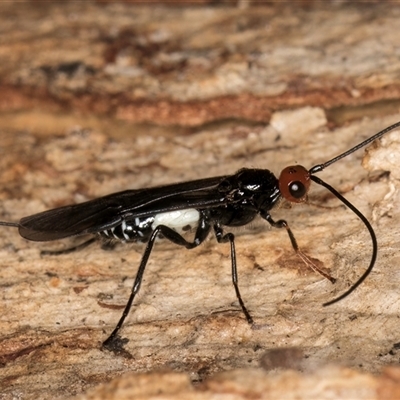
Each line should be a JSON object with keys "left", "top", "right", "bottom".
{"left": 100, "top": 209, "right": 200, "bottom": 242}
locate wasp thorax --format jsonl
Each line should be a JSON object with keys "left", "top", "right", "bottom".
{"left": 278, "top": 165, "right": 311, "bottom": 203}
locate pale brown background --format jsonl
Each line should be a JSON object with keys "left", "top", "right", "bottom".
{"left": 1, "top": 1, "right": 400, "bottom": 399}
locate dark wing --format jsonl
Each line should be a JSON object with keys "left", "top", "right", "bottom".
{"left": 19, "top": 199, "right": 124, "bottom": 241}
{"left": 18, "top": 175, "right": 228, "bottom": 241}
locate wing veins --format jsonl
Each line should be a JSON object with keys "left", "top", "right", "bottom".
{"left": 18, "top": 175, "right": 228, "bottom": 241}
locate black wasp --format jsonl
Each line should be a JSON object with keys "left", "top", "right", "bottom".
{"left": 1, "top": 121, "right": 399, "bottom": 349}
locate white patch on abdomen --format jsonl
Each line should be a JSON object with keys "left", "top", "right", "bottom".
{"left": 152, "top": 209, "right": 200, "bottom": 233}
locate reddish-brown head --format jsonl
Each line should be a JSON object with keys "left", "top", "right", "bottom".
{"left": 278, "top": 165, "right": 311, "bottom": 203}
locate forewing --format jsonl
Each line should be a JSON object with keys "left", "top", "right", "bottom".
{"left": 19, "top": 198, "right": 124, "bottom": 241}
{"left": 115, "top": 177, "right": 228, "bottom": 218}
{"left": 18, "top": 175, "right": 228, "bottom": 241}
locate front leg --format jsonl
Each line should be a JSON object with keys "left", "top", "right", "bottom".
{"left": 261, "top": 211, "right": 336, "bottom": 283}
{"left": 213, "top": 224, "right": 254, "bottom": 325}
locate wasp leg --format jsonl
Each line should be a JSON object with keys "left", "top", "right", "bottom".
{"left": 262, "top": 212, "right": 336, "bottom": 283}
{"left": 40, "top": 237, "right": 97, "bottom": 256}
{"left": 102, "top": 213, "right": 211, "bottom": 349}
{"left": 213, "top": 224, "right": 254, "bottom": 325}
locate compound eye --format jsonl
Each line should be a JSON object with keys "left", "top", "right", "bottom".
{"left": 289, "top": 181, "right": 306, "bottom": 198}
{"left": 279, "top": 165, "right": 311, "bottom": 203}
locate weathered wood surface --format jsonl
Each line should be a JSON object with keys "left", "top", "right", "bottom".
{"left": 0, "top": 2, "right": 400, "bottom": 399}
{"left": 1, "top": 2, "right": 400, "bottom": 130}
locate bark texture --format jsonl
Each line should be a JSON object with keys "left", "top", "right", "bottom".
{"left": 0, "top": 2, "right": 400, "bottom": 399}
